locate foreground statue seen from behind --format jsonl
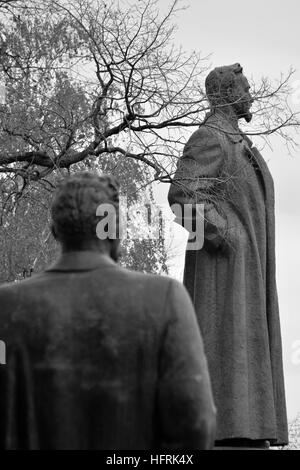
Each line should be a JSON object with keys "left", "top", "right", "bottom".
{"left": 168, "top": 63, "right": 288, "bottom": 447}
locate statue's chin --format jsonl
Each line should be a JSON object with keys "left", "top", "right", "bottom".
{"left": 237, "top": 110, "right": 252, "bottom": 123}
{"left": 244, "top": 111, "right": 253, "bottom": 123}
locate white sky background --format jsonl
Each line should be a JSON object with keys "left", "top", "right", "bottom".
{"left": 153, "top": 0, "right": 300, "bottom": 420}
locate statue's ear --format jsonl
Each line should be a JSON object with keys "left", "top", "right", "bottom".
{"left": 50, "top": 222, "right": 57, "bottom": 240}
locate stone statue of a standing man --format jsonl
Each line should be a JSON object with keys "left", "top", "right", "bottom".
{"left": 168, "top": 63, "right": 288, "bottom": 448}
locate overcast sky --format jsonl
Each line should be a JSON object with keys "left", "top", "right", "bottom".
{"left": 154, "top": 0, "right": 300, "bottom": 420}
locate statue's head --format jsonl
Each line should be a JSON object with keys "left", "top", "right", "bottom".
{"left": 205, "top": 63, "right": 253, "bottom": 123}
{"left": 51, "top": 172, "right": 120, "bottom": 260}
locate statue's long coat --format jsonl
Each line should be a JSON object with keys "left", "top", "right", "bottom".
{"left": 0, "top": 252, "right": 215, "bottom": 449}
{"left": 168, "top": 112, "right": 288, "bottom": 445}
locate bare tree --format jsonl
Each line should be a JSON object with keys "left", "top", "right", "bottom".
{"left": 0, "top": 0, "right": 299, "bottom": 193}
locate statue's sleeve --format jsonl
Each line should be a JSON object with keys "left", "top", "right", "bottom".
{"left": 168, "top": 126, "right": 228, "bottom": 249}
{"left": 157, "top": 279, "right": 216, "bottom": 450}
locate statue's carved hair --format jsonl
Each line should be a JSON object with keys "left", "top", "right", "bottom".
{"left": 205, "top": 63, "right": 244, "bottom": 107}
{"left": 51, "top": 172, "right": 119, "bottom": 243}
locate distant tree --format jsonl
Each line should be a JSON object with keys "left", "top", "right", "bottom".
{"left": 0, "top": 0, "right": 298, "bottom": 280}
{"left": 0, "top": 156, "right": 168, "bottom": 283}
{"left": 0, "top": 0, "right": 20, "bottom": 9}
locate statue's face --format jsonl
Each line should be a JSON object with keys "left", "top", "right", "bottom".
{"left": 230, "top": 74, "right": 253, "bottom": 123}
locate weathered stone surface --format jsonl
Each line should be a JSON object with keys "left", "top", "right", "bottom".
{"left": 168, "top": 64, "right": 288, "bottom": 446}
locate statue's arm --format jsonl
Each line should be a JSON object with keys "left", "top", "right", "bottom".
{"left": 168, "top": 127, "right": 227, "bottom": 249}
{"left": 157, "top": 279, "right": 216, "bottom": 450}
